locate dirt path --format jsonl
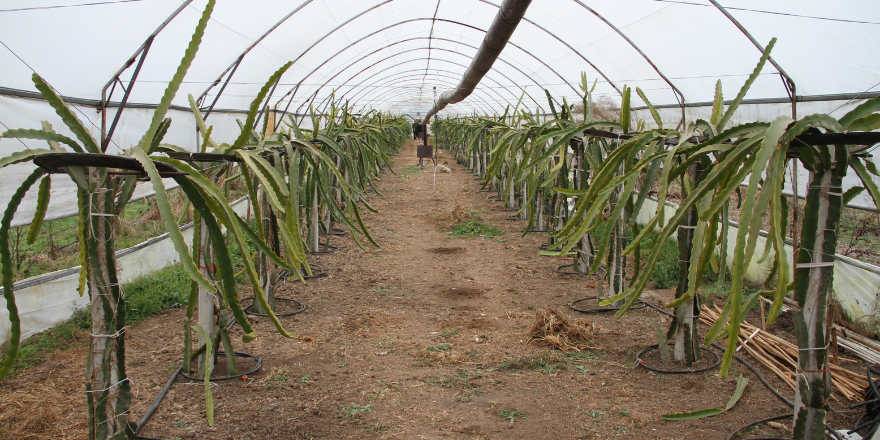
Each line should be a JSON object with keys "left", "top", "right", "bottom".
{"left": 2, "top": 141, "right": 852, "bottom": 440}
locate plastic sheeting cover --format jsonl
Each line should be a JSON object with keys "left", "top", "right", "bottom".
{"left": 0, "top": 0, "right": 877, "bottom": 117}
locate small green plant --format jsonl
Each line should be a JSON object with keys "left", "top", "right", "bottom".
{"left": 461, "top": 188, "right": 469, "bottom": 192}
{"left": 341, "top": 403, "right": 371, "bottom": 418}
{"left": 176, "top": 420, "right": 189, "bottom": 428}
{"left": 426, "top": 343, "right": 453, "bottom": 352}
{"left": 441, "top": 329, "right": 459, "bottom": 338}
{"left": 588, "top": 409, "right": 604, "bottom": 418}
{"left": 448, "top": 220, "right": 503, "bottom": 239}
{"left": 499, "top": 408, "right": 526, "bottom": 423}
{"left": 368, "top": 422, "right": 388, "bottom": 432}
{"left": 372, "top": 285, "right": 389, "bottom": 293}
{"left": 264, "top": 372, "right": 290, "bottom": 387}
{"left": 298, "top": 375, "right": 312, "bottom": 384}
{"left": 567, "top": 351, "right": 601, "bottom": 362}
{"left": 397, "top": 165, "right": 421, "bottom": 178}
{"left": 498, "top": 356, "right": 566, "bottom": 373}
{"left": 616, "top": 409, "right": 630, "bottom": 416}
{"left": 639, "top": 232, "right": 679, "bottom": 289}
{"left": 576, "top": 365, "right": 590, "bottom": 374}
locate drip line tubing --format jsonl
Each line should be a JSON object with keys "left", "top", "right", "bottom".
{"left": 569, "top": 296, "right": 645, "bottom": 313}
{"left": 725, "top": 414, "right": 792, "bottom": 440}
{"left": 635, "top": 343, "right": 721, "bottom": 373}
{"left": 179, "top": 351, "right": 262, "bottom": 382}
{"left": 555, "top": 263, "right": 591, "bottom": 275}
{"left": 637, "top": 299, "right": 844, "bottom": 440}
{"left": 241, "top": 297, "right": 307, "bottom": 317}
{"left": 309, "top": 243, "right": 339, "bottom": 254}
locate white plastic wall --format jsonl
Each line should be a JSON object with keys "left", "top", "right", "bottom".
{"left": 0, "top": 197, "right": 252, "bottom": 351}
{"left": 637, "top": 198, "right": 880, "bottom": 337}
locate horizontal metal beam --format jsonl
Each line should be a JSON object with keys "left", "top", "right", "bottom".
{"left": 630, "top": 91, "right": 880, "bottom": 110}
{"left": 0, "top": 86, "right": 253, "bottom": 115}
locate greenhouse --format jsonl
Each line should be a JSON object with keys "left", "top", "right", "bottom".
{"left": 1, "top": 0, "right": 880, "bottom": 439}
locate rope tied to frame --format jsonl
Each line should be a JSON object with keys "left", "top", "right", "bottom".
{"left": 91, "top": 327, "right": 126, "bottom": 339}
{"left": 85, "top": 377, "right": 132, "bottom": 393}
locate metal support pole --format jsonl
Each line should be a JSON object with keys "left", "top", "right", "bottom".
{"left": 102, "top": 36, "right": 154, "bottom": 152}
{"left": 203, "top": 56, "right": 243, "bottom": 122}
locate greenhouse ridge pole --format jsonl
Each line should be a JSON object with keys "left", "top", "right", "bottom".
{"left": 422, "top": 0, "right": 532, "bottom": 126}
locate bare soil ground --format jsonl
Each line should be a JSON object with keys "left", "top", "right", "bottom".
{"left": 0, "top": 141, "right": 868, "bottom": 440}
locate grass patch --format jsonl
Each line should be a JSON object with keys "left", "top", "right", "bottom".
{"left": 440, "top": 329, "right": 459, "bottom": 338}
{"left": 123, "top": 264, "right": 191, "bottom": 322}
{"left": 497, "top": 355, "right": 567, "bottom": 373}
{"left": 448, "top": 221, "right": 503, "bottom": 239}
{"left": 499, "top": 408, "right": 526, "bottom": 423}
{"left": 426, "top": 343, "right": 453, "bottom": 352}
{"left": 638, "top": 231, "right": 679, "bottom": 289}
{"left": 428, "top": 369, "right": 486, "bottom": 402}
{"left": 396, "top": 165, "right": 421, "bottom": 178}
{"left": 263, "top": 372, "right": 290, "bottom": 387}
{"left": 341, "top": 403, "right": 371, "bottom": 418}
{"left": 566, "top": 351, "right": 601, "bottom": 362}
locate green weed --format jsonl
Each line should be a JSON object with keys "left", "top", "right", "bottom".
{"left": 448, "top": 221, "right": 503, "bottom": 239}
{"left": 341, "top": 403, "right": 371, "bottom": 418}
{"left": 440, "top": 329, "right": 459, "bottom": 338}
{"left": 499, "top": 408, "right": 526, "bottom": 423}
{"left": 264, "top": 373, "right": 290, "bottom": 387}
{"left": 638, "top": 232, "right": 679, "bottom": 289}
{"left": 426, "top": 344, "right": 453, "bottom": 352}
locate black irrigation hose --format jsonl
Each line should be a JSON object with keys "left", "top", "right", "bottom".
{"left": 241, "top": 296, "right": 307, "bottom": 317}
{"left": 136, "top": 315, "right": 259, "bottom": 440}
{"left": 849, "top": 367, "right": 880, "bottom": 436}
{"left": 555, "top": 263, "right": 591, "bottom": 275}
{"left": 179, "top": 351, "right": 262, "bottom": 382}
{"left": 277, "top": 264, "right": 326, "bottom": 281}
{"left": 539, "top": 242, "right": 563, "bottom": 251}
{"left": 570, "top": 296, "right": 646, "bottom": 313}
{"left": 330, "top": 227, "right": 348, "bottom": 237}
{"left": 308, "top": 243, "right": 338, "bottom": 254}
{"left": 301, "top": 263, "right": 326, "bottom": 280}
{"left": 635, "top": 344, "right": 721, "bottom": 374}
{"left": 135, "top": 364, "right": 183, "bottom": 437}
{"left": 725, "top": 413, "right": 792, "bottom": 440}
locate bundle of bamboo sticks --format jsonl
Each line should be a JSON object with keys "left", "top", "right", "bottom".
{"left": 700, "top": 305, "right": 869, "bottom": 401}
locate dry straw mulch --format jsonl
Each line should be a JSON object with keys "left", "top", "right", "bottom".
{"left": 528, "top": 308, "right": 600, "bottom": 352}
